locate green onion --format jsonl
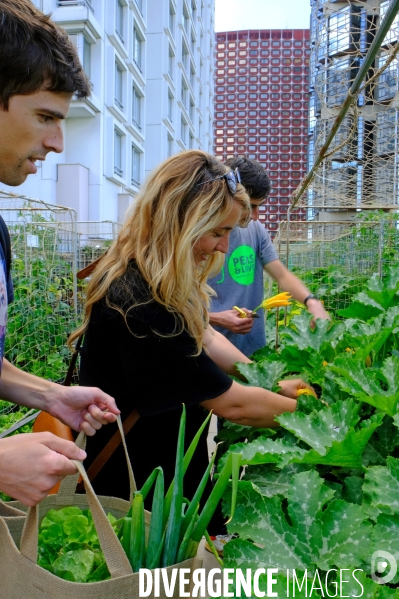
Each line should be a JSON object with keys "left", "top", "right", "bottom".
{"left": 162, "top": 404, "right": 186, "bottom": 566}
{"left": 121, "top": 516, "right": 132, "bottom": 558}
{"left": 130, "top": 493, "right": 145, "bottom": 572}
{"left": 179, "top": 450, "right": 216, "bottom": 543}
{"left": 190, "top": 452, "right": 238, "bottom": 544}
{"left": 177, "top": 503, "right": 199, "bottom": 563}
{"left": 145, "top": 468, "right": 164, "bottom": 569}
{"left": 138, "top": 466, "right": 163, "bottom": 501}
{"left": 163, "top": 409, "right": 212, "bottom": 527}
{"left": 204, "top": 531, "right": 223, "bottom": 567}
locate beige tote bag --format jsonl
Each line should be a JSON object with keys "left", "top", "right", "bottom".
{"left": 0, "top": 498, "right": 27, "bottom": 547}
{"left": 0, "top": 417, "right": 202, "bottom": 598}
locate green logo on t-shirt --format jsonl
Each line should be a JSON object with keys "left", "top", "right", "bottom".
{"left": 228, "top": 245, "right": 255, "bottom": 285}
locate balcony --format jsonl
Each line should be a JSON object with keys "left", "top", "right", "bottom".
{"left": 53, "top": 0, "right": 101, "bottom": 41}
{"left": 57, "top": 0, "right": 93, "bottom": 11}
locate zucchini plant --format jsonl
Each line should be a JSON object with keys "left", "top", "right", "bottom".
{"left": 217, "top": 265, "right": 399, "bottom": 597}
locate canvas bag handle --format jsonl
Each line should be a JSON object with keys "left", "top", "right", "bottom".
{"left": 20, "top": 415, "right": 135, "bottom": 576}
{"left": 55, "top": 414, "right": 137, "bottom": 504}
{"left": 20, "top": 458, "right": 133, "bottom": 577}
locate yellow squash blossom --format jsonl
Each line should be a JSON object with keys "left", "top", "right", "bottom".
{"left": 252, "top": 292, "right": 292, "bottom": 314}
{"left": 297, "top": 388, "right": 318, "bottom": 399}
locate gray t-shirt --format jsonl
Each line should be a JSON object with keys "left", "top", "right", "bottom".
{"left": 208, "top": 220, "right": 278, "bottom": 357}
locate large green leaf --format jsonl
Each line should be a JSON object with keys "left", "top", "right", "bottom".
{"left": 363, "top": 457, "right": 399, "bottom": 517}
{"left": 372, "top": 513, "right": 399, "bottom": 584}
{"left": 277, "top": 345, "right": 328, "bottom": 385}
{"left": 279, "top": 312, "right": 345, "bottom": 352}
{"left": 300, "top": 414, "right": 383, "bottom": 468}
{"left": 337, "top": 301, "right": 383, "bottom": 321}
{"left": 226, "top": 471, "right": 370, "bottom": 574}
{"left": 365, "top": 268, "right": 399, "bottom": 310}
{"left": 235, "top": 360, "right": 286, "bottom": 391}
{"left": 220, "top": 437, "right": 308, "bottom": 470}
{"left": 276, "top": 400, "right": 359, "bottom": 455}
{"left": 329, "top": 355, "right": 399, "bottom": 417}
{"left": 353, "top": 291, "right": 389, "bottom": 312}
{"left": 315, "top": 499, "right": 372, "bottom": 570}
{"left": 243, "top": 463, "right": 311, "bottom": 498}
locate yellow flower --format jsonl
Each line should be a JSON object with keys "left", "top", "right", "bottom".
{"left": 297, "top": 388, "right": 318, "bottom": 399}
{"left": 253, "top": 292, "right": 292, "bottom": 313}
{"left": 345, "top": 348, "right": 352, "bottom": 352}
{"left": 322, "top": 360, "right": 328, "bottom": 367}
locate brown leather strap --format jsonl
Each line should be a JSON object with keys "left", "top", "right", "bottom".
{"left": 84, "top": 409, "right": 140, "bottom": 485}
{"left": 63, "top": 334, "right": 84, "bottom": 387}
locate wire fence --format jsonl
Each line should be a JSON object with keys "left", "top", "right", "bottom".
{"left": 0, "top": 191, "right": 121, "bottom": 434}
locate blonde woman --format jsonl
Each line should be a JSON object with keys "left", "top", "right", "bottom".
{"left": 70, "top": 150, "right": 307, "bottom": 519}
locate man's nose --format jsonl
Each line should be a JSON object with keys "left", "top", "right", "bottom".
{"left": 43, "top": 126, "right": 64, "bottom": 154}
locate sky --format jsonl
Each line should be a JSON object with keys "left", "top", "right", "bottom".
{"left": 215, "top": 0, "right": 312, "bottom": 32}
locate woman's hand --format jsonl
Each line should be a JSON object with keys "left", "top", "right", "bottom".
{"left": 277, "top": 378, "right": 316, "bottom": 400}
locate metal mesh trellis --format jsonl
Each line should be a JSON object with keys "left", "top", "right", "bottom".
{"left": 273, "top": 217, "right": 399, "bottom": 311}
{"left": 0, "top": 192, "right": 122, "bottom": 433}
{"left": 0, "top": 190, "right": 78, "bottom": 384}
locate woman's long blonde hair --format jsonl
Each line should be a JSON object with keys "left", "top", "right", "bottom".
{"left": 69, "top": 150, "right": 250, "bottom": 354}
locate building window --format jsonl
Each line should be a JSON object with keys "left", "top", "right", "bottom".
{"left": 115, "top": 63, "right": 123, "bottom": 110}
{"left": 69, "top": 34, "right": 91, "bottom": 82}
{"left": 132, "top": 86, "right": 142, "bottom": 129}
{"left": 181, "top": 116, "right": 187, "bottom": 145}
{"left": 189, "top": 98, "right": 195, "bottom": 122}
{"left": 116, "top": 0, "right": 124, "bottom": 42}
{"left": 190, "top": 63, "right": 195, "bottom": 88}
{"left": 131, "top": 146, "right": 140, "bottom": 186}
{"left": 182, "top": 41, "right": 189, "bottom": 72}
{"left": 182, "top": 5, "right": 189, "bottom": 33}
{"left": 181, "top": 77, "right": 188, "bottom": 108}
{"left": 114, "top": 129, "right": 123, "bottom": 177}
{"left": 168, "top": 89, "right": 174, "bottom": 122}
{"left": 377, "top": 52, "right": 399, "bottom": 101}
{"left": 133, "top": 27, "right": 143, "bottom": 70}
{"left": 169, "top": 2, "right": 175, "bottom": 35}
{"left": 168, "top": 45, "right": 174, "bottom": 79}
{"left": 189, "top": 130, "right": 195, "bottom": 149}
{"left": 167, "top": 135, "right": 174, "bottom": 157}
{"left": 135, "top": 0, "right": 143, "bottom": 13}
{"left": 83, "top": 37, "right": 91, "bottom": 80}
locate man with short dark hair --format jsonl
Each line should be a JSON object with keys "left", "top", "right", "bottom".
{"left": 0, "top": 0, "right": 119, "bottom": 506}
{"left": 209, "top": 157, "right": 329, "bottom": 356}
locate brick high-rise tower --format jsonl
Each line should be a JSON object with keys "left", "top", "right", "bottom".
{"left": 214, "top": 29, "right": 310, "bottom": 235}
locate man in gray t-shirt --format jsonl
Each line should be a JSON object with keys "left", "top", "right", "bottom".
{"left": 209, "top": 157, "right": 329, "bottom": 357}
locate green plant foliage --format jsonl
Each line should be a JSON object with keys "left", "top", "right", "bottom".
{"left": 217, "top": 266, "right": 399, "bottom": 593}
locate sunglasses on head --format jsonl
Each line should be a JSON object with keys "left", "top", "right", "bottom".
{"left": 196, "top": 168, "right": 242, "bottom": 195}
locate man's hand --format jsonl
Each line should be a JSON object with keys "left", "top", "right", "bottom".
{"left": 45, "top": 386, "right": 120, "bottom": 436}
{"left": 306, "top": 298, "right": 330, "bottom": 328}
{"left": 209, "top": 309, "right": 255, "bottom": 334}
{"left": 0, "top": 433, "right": 86, "bottom": 506}
{"left": 277, "top": 378, "right": 315, "bottom": 400}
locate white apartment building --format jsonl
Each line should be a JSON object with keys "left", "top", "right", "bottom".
{"left": 3, "top": 0, "right": 215, "bottom": 223}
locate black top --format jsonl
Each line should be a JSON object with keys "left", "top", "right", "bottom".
{"left": 79, "top": 260, "right": 232, "bottom": 512}
{"left": 0, "top": 216, "right": 14, "bottom": 374}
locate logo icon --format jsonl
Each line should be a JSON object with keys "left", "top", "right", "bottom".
{"left": 371, "top": 550, "right": 397, "bottom": 584}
